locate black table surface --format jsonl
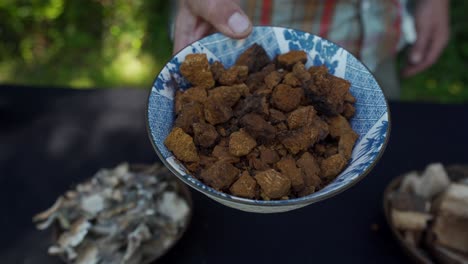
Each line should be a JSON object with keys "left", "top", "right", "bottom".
{"left": 1, "top": 85, "right": 467, "bottom": 263}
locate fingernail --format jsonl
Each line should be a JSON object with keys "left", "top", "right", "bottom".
{"left": 228, "top": 12, "right": 250, "bottom": 34}
{"left": 411, "top": 52, "right": 421, "bottom": 64}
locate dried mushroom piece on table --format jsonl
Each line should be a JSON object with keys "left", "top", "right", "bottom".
{"left": 165, "top": 44, "right": 359, "bottom": 200}
{"left": 387, "top": 163, "right": 468, "bottom": 261}
{"left": 33, "top": 163, "right": 191, "bottom": 264}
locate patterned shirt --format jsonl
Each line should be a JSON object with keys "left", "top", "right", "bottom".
{"left": 239, "top": 0, "right": 416, "bottom": 71}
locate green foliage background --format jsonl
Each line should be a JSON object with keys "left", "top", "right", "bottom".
{"left": 0, "top": 0, "right": 467, "bottom": 102}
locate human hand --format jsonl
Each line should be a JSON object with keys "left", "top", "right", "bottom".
{"left": 173, "top": 0, "right": 253, "bottom": 54}
{"left": 402, "top": 0, "right": 450, "bottom": 77}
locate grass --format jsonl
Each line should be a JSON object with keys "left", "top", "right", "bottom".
{"left": 0, "top": 0, "right": 467, "bottom": 103}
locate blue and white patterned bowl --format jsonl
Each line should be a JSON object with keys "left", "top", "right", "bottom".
{"left": 147, "top": 26, "right": 390, "bottom": 213}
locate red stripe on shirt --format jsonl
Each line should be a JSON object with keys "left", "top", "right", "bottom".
{"left": 319, "top": 0, "right": 337, "bottom": 38}
{"left": 260, "top": 0, "right": 272, "bottom": 25}
{"left": 391, "top": 0, "right": 402, "bottom": 53}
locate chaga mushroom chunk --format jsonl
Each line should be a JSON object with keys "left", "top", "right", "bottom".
{"left": 271, "top": 84, "right": 303, "bottom": 112}
{"left": 180, "top": 54, "right": 215, "bottom": 89}
{"left": 192, "top": 122, "right": 219, "bottom": 148}
{"left": 292, "top": 62, "right": 311, "bottom": 82}
{"left": 204, "top": 98, "right": 233, "bottom": 125}
{"left": 229, "top": 130, "right": 257, "bottom": 157}
{"left": 296, "top": 152, "right": 321, "bottom": 195}
{"left": 264, "top": 71, "right": 283, "bottom": 89}
{"left": 327, "top": 115, "right": 358, "bottom": 159}
{"left": 200, "top": 160, "right": 239, "bottom": 190}
{"left": 277, "top": 50, "right": 307, "bottom": 69}
{"left": 211, "top": 60, "right": 226, "bottom": 83}
{"left": 208, "top": 84, "right": 247, "bottom": 107}
{"left": 259, "top": 146, "right": 280, "bottom": 165}
{"left": 235, "top": 43, "right": 271, "bottom": 73}
{"left": 320, "top": 153, "right": 347, "bottom": 180}
{"left": 255, "top": 169, "right": 291, "bottom": 199}
{"left": 287, "top": 106, "right": 317, "bottom": 130}
{"left": 282, "top": 72, "right": 302, "bottom": 87}
{"left": 219, "top": 65, "right": 249, "bottom": 85}
{"left": 234, "top": 94, "right": 268, "bottom": 117}
{"left": 276, "top": 156, "right": 304, "bottom": 192}
{"left": 164, "top": 127, "right": 199, "bottom": 162}
{"left": 174, "top": 101, "right": 205, "bottom": 134}
{"left": 304, "top": 66, "right": 351, "bottom": 115}
{"left": 240, "top": 113, "right": 276, "bottom": 142}
{"left": 279, "top": 126, "right": 326, "bottom": 158}
{"left": 174, "top": 86, "right": 207, "bottom": 114}
{"left": 230, "top": 171, "right": 257, "bottom": 199}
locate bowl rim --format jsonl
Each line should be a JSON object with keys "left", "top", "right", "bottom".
{"left": 146, "top": 25, "right": 392, "bottom": 208}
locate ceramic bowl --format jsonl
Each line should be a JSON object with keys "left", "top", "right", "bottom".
{"left": 147, "top": 26, "right": 390, "bottom": 213}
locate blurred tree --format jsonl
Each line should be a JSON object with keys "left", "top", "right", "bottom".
{"left": 0, "top": 0, "right": 466, "bottom": 103}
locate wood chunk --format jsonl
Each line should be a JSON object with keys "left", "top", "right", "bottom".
{"left": 164, "top": 127, "right": 199, "bottom": 162}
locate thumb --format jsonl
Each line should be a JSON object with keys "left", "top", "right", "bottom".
{"left": 186, "top": 0, "right": 252, "bottom": 39}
